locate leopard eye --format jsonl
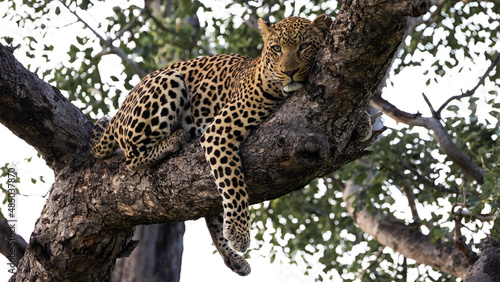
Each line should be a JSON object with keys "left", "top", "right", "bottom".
{"left": 271, "top": 45, "right": 282, "bottom": 52}
{"left": 299, "top": 43, "right": 310, "bottom": 51}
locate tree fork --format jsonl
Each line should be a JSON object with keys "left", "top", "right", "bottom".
{"left": 0, "top": 0, "right": 428, "bottom": 280}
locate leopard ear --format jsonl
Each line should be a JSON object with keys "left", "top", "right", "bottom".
{"left": 258, "top": 18, "right": 274, "bottom": 43}
{"left": 311, "top": 14, "right": 333, "bottom": 40}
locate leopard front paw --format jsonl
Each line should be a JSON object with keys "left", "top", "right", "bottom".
{"left": 223, "top": 221, "right": 250, "bottom": 253}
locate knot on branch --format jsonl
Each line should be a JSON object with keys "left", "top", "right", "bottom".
{"left": 293, "top": 133, "right": 330, "bottom": 166}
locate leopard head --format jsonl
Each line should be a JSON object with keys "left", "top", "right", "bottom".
{"left": 258, "top": 14, "right": 333, "bottom": 94}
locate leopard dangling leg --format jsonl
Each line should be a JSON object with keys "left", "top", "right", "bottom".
{"left": 199, "top": 99, "right": 268, "bottom": 254}
{"left": 200, "top": 137, "right": 251, "bottom": 253}
{"left": 205, "top": 214, "right": 251, "bottom": 276}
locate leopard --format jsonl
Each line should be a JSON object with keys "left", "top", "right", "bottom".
{"left": 90, "top": 14, "right": 335, "bottom": 276}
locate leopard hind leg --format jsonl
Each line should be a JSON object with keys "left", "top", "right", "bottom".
{"left": 124, "top": 70, "right": 192, "bottom": 170}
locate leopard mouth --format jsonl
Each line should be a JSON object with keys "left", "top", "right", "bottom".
{"left": 282, "top": 82, "right": 304, "bottom": 93}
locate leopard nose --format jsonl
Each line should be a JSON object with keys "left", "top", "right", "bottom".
{"left": 282, "top": 69, "right": 298, "bottom": 78}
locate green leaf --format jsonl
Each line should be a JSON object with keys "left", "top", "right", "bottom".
{"left": 76, "top": 36, "right": 87, "bottom": 45}
{"left": 68, "top": 44, "right": 79, "bottom": 63}
{"left": 79, "top": 0, "right": 91, "bottom": 10}
{"left": 43, "top": 44, "right": 53, "bottom": 51}
{"left": 447, "top": 105, "right": 459, "bottom": 113}
{"left": 4, "top": 37, "right": 13, "bottom": 44}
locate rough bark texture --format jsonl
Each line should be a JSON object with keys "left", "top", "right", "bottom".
{"left": 465, "top": 237, "right": 500, "bottom": 282}
{"left": 0, "top": 0, "right": 463, "bottom": 280}
{"left": 111, "top": 223, "right": 185, "bottom": 282}
{"left": 343, "top": 180, "right": 472, "bottom": 279}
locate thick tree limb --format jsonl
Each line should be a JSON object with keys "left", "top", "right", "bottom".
{"left": 0, "top": 46, "right": 94, "bottom": 172}
{"left": 0, "top": 0, "right": 429, "bottom": 280}
{"left": 343, "top": 180, "right": 472, "bottom": 279}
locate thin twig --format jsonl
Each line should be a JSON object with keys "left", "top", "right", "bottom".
{"left": 436, "top": 52, "right": 500, "bottom": 117}
{"left": 422, "top": 92, "right": 437, "bottom": 118}
{"left": 58, "top": 1, "right": 107, "bottom": 43}
{"left": 392, "top": 254, "right": 402, "bottom": 281}
{"left": 359, "top": 247, "right": 385, "bottom": 280}
{"left": 403, "top": 180, "right": 421, "bottom": 224}
{"left": 113, "top": 8, "right": 145, "bottom": 42}
{"left": 453, "top": 209, "right": 497, "bottom": 222}
{"left": 462, "top": 174, "right": 467, "bottom": 206}
{"left": 453, "top": 212, "right": 479, "bottom": 264}
{"left": 58, "top": 0, "right": 147, "bottom": 78}
{"left": 93, "top": 48, "right": 112, "bottom": 59}
{"left": 401, "top": 256, "right": 408, "bottom": 281}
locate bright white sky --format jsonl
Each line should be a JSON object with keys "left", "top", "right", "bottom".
{"left": 0, "top": 0, "right": 498, "bottom": 281}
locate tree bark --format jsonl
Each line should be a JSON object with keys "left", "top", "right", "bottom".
{"left": 0, "top": 0, "right": 430, "bottom": 280}
{"left": 465, "top": 237, "right": 500, "bottom": 282}
{"left": 343, "top": 180, "right": 472, "bottom": 279}
{"left": 111, "top": 223, "right": 185, "bottom": 282}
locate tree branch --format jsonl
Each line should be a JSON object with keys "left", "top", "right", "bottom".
{"left": 58, "top": 0, "right": 147, "bottom": 78}
{"left": 436, "top": 52, "right": 500, "bottom": 118}
{"left": 465, "top": 236, "right": 500, "bottom": 281}
{"left": 359, "top": 246, "right": 385, "bottom": 280}
{"left": 0, "top": 43, "right": 94, "bottom": 171}
{"left": 402, "top": 180, "right": 421, "bottom": 223}
{"left": 343, "top": 180, "right": 472, "bottom": 279}
{"left": 0, "top": 0, "right": 429, "bottom": 280}
{"left": 453, "top": 213, "right": 479, "bottom": 265}
{"left": 371, "top": 92, "right": 485, "bottom": 184}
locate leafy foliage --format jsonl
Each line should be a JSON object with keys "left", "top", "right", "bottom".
{"left": 397, "top": 1, "right": 500, "bottom": 83}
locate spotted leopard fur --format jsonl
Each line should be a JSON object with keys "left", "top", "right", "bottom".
{"left": 90, "top": 15, "right": 334, "bottom": 275}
